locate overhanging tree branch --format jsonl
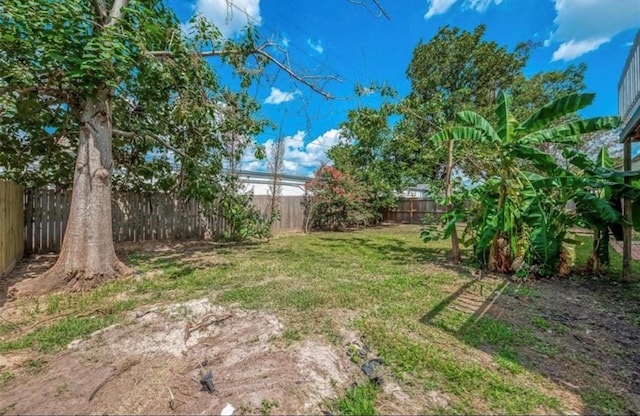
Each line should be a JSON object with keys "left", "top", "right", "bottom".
{"left": 0, "top": 85, "right": 74, "bottom": 102}
{"left": 147, "top": 42, "right": 341, "bottom": 100}
{"left": 347, "top": 0, "right": 391, "bottom": 20}
{"left": 113, "top": 128, "right": 189, "bottom": 160}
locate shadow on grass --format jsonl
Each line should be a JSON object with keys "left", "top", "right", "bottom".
{"left": 312, "top": 235, "right": 476, "bottom": 278}
{"left": 419, "top": 276, "right": 640, "bottom": 414}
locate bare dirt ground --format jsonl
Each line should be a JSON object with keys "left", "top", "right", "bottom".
{"left": 0, "top": 298, "right": 360, "bottom": 415}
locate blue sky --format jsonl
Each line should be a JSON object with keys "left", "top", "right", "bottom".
{"left": 167, "top": 0, "right": 640, "bottom": 177}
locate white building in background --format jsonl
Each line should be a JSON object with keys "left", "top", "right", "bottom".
{"left": 236, "top": 170, "right": 310, "bottom": 196}
{"left": 397, "top": 184, "right": 429, "bottom": 199}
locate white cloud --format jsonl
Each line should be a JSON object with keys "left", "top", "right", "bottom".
{"left": 307, "top": 38, "right": 324, "bottom": 54}
{"left": 551, "top": 37, "right": 609, "bottom": 61}
{"left": 467, "top": 0, "right": 502, "bottom": 13}
{"left": 281, "top": 36, "right": 290, "bottom": 48}
{"left": 240, "top": 129, "right": 347, "bottom": 175}
{"left": 424, "top": 0, "right": 503, "bottom": 18}
{"left": 264, "top": 87, "right": 300, "bottom": 105}
{"left": 548, "top": 0, "right": 640, "bottom": 61}
{"left": 194, "top": 0, "right": 261, "bottom": 38}
{"left": 425, "top": 0, "right": 459, "bottom": 18}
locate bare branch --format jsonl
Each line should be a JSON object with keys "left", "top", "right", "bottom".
{"left": 252, "top": 45, "right": 337, "bottom": 100}
{"left": 113, "top": 128, "right": 189, "bottom": 159}
{"left": 147, "top": 43, "right": 341, "bottom": 100}
{"left": 0, "top": 85, "right": 73, "bottom": 101}
{"left": 401, "top": 106, "right": 441, "bottom": 131}
{"left": 112, "top": 128, "right": 136, "bottom": 138}
{"left": 348, "top": 0, "right": 391, "bottom": 20}
{"left": 147, "top": 49, "right": 227, "bottom": 58}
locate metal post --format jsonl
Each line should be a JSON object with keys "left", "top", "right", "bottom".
{"left": 623, "top": 138, "right": 633, "bottom": 280}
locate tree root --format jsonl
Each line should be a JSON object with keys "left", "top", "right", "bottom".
{"left": 32, "top": 258, "right": 132, "bottom": 296}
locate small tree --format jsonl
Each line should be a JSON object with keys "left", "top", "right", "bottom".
{"left": 0, "top": 1, "right": 337, "bottom": 292}
{"left": 267, "top": 129, "right": 286, "bottom": 223}
{"left": 304, "top": 165, "right": 377, "bottom": 231}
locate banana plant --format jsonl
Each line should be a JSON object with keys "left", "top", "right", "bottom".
{"left": 562, "top": 147, "right": 640, "bottom": 272}
{"left": 431, "top": 91, "right": 620, "bottom": 275}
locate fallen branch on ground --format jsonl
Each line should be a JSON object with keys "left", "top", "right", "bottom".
{"left": 183, "top": 313, "right": 234, "bottom": 344}
{"left": 88, "top": 358, "right": 139, "bottom": 402}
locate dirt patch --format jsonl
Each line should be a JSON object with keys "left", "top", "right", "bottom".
{"left": 0, "top": 298, "right": 359, "bottom": 415}
{"left": 481, "top": 278, "right": 640, "bottom": 414}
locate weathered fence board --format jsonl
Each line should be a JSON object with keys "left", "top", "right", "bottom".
{"left": 24, "top": 190, "right": 306, "bottom": 253}
{"left": 1, "top": 181, "right": 24, "bottom": 276}
{"left": 382, "top": 198, "right": 448, "bottom": 224}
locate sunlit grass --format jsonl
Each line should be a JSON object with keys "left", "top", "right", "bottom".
{"left": 1, "top": 225, "right": 637, "bottom": 413}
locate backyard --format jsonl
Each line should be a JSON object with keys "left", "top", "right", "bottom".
{"left": 0, "top": 225, "right": 639, "bottom": 414}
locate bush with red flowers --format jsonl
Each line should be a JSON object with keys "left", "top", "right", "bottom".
{"left": 304, "top": 164, "right": 378, "bottom": 231}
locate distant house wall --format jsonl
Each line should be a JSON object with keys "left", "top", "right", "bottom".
{"left": 236, "top": 170, "right": 309, "bottom": 197}
{"left": 397, "top": 187, "right": 429, "bottom": 199}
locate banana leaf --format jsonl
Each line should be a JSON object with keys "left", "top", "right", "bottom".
{"left": 520, "top": 93, "right": 595, "bottom": 132}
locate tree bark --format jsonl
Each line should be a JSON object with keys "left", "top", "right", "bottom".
{"left": 41, "top": 91, "right": 130, "bottom": 293}
{"left": 444, "top": 137, "right": 461, "bottom": 263}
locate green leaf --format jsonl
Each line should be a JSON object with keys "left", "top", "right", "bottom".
{"left": 511, "top": 144, "right": 560, "bottom": 172}
{"left": 520, "top": 93, "right": 595, "bottom": 132}
{"left": 596, "top": 146, "right": 613, "bottom": 169}
{"left": 521, "top": 116, "right": 620, "bottom": 145}
{"left": 455, "top": 111, "right": 500, "bottom": 143}
{"left": 563, "top": 148, "right": 593, "bottom": 171}
{"left": 495, "top": 91, "right": 519, "bottom": 142}
{"left": 429, "top": 126, "right": 489, "bottom": 144}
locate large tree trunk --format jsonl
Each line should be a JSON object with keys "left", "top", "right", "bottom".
{"left": 41, "top": 91, "right": 129, "bottom": 293}
{"left": 445, "top": 137, "right": 461, "bottom": 263}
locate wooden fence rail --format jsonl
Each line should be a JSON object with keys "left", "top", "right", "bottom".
{"left": 24, "top": 189, "right": 305, "bottom": 254}
{"left": 1, "top": 181, "right": 24, "bottom": 276}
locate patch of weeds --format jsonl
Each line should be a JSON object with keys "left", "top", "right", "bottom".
{"left": 45, "top": 294, "right": 66, "bottom": 315}
{"left": 23, "top": 358, "right": 46, "bottom": 375}
{"left": 0, "top": 322, "right": 19, "bottom": 335}
{"left": 505, "top": 285, "right": 540, "bottom": 299}
{"left": 236, "top": 403, "right": 253, "bottom": 415}
{"left": 495, "top": 347, "right": 523, "bottom": 375}
{"left": 581, "top": 388, "right": 629, "bottom": 415}
{"left": 531, "top": 316, "right": 551, "bottom": 330}
{"left": 333, "top": 382, "right": 378, "bottom": 416}
{"left": 626, "top": 312, "right": 640, "bottom": 326}
{"left": 432, "top": 310, "right": 471, "bottom": 333}
{"left": 0, "top": 370, "right": 14, "bottom": 385}
{"left": 260, "top": 399, "right": 279, "bottom": 416}
{"left": 282, "top": 328, "right": 303, "bottom": 342}
{"left": 281, "top": 289, "right": 326, "bottom": 311}
{"left": 531, "top": 339, "right": 558, "bottom": 357}
{"left": 218, "top": 286, "right": 269, "bottom": 309}
{"left": 24, "top": 298, "right": 41, "bottom": 317}
{"left": 108, "top": 299, "right": 138, "bottom": 313}
{"left": 360, "top": 321, "right": 563, "bottom": 414}
{"left": 0, "top": 315, "right": 116, "bottom": 353}
{"left": 461, "top": 317, "right": 514, "bottom": 347}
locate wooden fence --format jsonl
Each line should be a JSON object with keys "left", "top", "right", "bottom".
{"left": 252, "top": 195, "right": 305, "bottom": 231}
{"left": 1, "top": 181, "right": 24, "bottom": 276}
{"left": 382, "top": 198, "right": 448, "bottom": 224}
{"left": 24, "top": 189, "right": 305, "bottom": 254}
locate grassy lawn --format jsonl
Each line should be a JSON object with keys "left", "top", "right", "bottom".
{"left": 1, "top": 225, "right": 639, "bottom": 414}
